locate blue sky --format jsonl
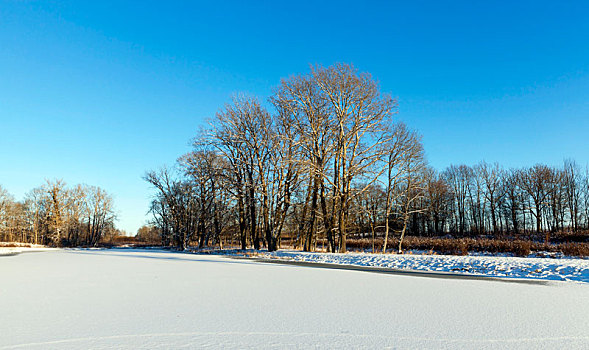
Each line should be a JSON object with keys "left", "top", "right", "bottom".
{"left": 1, "top": 1, "right": 588, "bottom": 233}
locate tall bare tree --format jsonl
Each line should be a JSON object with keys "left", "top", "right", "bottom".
{"left": 563, "top": 159, "right": 581, "bottom": 232}
{"left": 479, "top": 162, "right": 503, "bottom": 236}
{"left": 518, "top": 165, "right": 553, "bottom": 242}
{"left": 271, "top": 72, "right": 332, "bottom": 251}
{"left": 382, "top": 123, "right": 423, "bottom": 253}
{"left": 313, "top": 63, "right": 397, "bottom": 252}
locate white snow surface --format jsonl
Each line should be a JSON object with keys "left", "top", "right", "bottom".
{"left": 0, "top": 246, "right": 56, "bottom": 256}
{"left": 239, "top": 250, "right": 589, "bottom": 283}
{"left": 1, "top": 248, "right": 588, "bottom": 349}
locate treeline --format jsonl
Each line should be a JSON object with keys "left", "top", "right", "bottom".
{"left": 0, "top": 180, "right": 116, "bottom": 246}
{"left": 406, "top": 161, "right": 589, "bottom": 243}
{"left": 146, "top": 63, "right": 589, "bottom": 253}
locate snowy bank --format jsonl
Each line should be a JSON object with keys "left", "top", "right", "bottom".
{"left": 0, "top": 245, "right": 57, "bottom": 256}
{"left": 215, "top": 250, "right": 589, "bottom": 283}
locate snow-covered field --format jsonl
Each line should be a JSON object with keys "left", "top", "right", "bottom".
{"left": 238, "top": 250, "right": 589, "bottom": 283}
{"left": 1, "top": 248, "right": 588, "bottom": 349}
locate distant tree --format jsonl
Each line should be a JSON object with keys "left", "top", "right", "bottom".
{"left": 145, "top": 167, "right": 195, "bottom": 249}
{"left": 518, "top": 165, "right": 553, "bottom": 242}
{"left": 45, "top": 179, "right": 67, "bottom": 245}
{"left": 0, "top": 186, "right": 16, "bottom": 242}
{"left": 503, "top": 169, "right": 522, "bottom": 237}
{"left": 444, "top": 165, "right": 470, "bottom": 236}
{"left": 423, "top": 169, "right": 451, "bottom": 236}
{"left": 563, "top": 159, "right": 581, "bottom": 232}
{"left": 0, "top": 181, "right": 116, "bottom": 247}
{"left": 84, "top": 185, "right": 115, "bottom": 246}
{"left": 354, "top": 183, "right": 386, "bottom": 253}
{"left": 479, "top": 162, "right": 503, "bottom": 236}
{"left": 135, "top": 225, "right": 161, "bottom": 244}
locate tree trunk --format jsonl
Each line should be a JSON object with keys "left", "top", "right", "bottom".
{"left": 319, "top": 181, "right": 335, "bottom": 252}
{"left": 382, "top": 205, "right": 391, "bottom": 254}
{"left": 398, "top": 214, "right": 409, "bottom": 253}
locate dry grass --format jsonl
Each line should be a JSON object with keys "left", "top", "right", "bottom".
{"left": 0, "top": 242, "right": 38, "bottom": 248}
{"left": 6, "top": 233, "right": 586, "bottom": 258}
{"left": 344, "top": 236, "right": 589, "bottom": 257}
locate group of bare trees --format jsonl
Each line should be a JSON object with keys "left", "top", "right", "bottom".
{"left": 146, "top": 64, "right": 425, "bottom": 252}
{"left": 0, "top": 180, "right": 116, "bottom": 246}
{"left": 146, "top": 64, "right": 589, "bottom": 253}
{"left": 346, "top": 160, "right": 589, "bottom": 248}
{"left": 402, "top": 160, "right": 589, "bottom": 242}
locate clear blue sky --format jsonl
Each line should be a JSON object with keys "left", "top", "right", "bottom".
{"left": 1, "top": 1, "right": 588, "bottom": 234}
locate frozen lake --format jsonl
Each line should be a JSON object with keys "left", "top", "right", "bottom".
{"left": 1, "top": 249, "right": 588, "bottom": 349}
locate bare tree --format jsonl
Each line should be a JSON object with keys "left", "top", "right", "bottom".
{"left": 518, "top": 165, "right": 553, "bottom": 242}
{"left": 0, "top": 185, "right": 15, "bottom": 242}
{"left": 423, "top": 168, "right": 451, "bottom": 236}
{"left": 354, "top": 183, "right": 386, "bottom": 253}
{"left": 24, "top": 187, "right": 45, "bottom": 244}
{"left": 563, "top": 159, "right": 581, "bottom": 232}
{"left": 84, "top": 185, "right": 115, "bottom": 246}
{"left": 1, "top": 181, "right": 116, "bottom": 247}
{"left": 504, "top": 169, "right": 522, "bottom": 237}
{"left": 313, "top": 63, "right": 397, "bottom": 252}
{"left": 382, "top": 123, "right": 423, "bottom": 253}
{"left": 144, "top": 167, "right": 194, "bottom": 249}
{"left": 479, "top": 162, "right": 503, "bottom": 236}
{"left": 444, "top": 165, "right": 470, "bottom": 236}
{"left": 395, "top": 143, "right": 426, "bottom": 253}
{"left": 272, "top": 72, "right": 333, "bottom": 251}
{"left": 45, "top": 179, "right": 67, "bottom": 245}
{"left": 209, "top": 96, "right": 268, "bottom": 249}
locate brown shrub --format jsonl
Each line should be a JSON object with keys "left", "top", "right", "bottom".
{"left": 511, "top": 240, "right": 532, "bottom": 257}
{"left": 344, "top": 236, "right": 588, "bottom": 257}
{"left": 0, "top": 242, "right": 33, "bottom": 248}
{"left": 559, "top": 243, "right": 589, "bottom": 257}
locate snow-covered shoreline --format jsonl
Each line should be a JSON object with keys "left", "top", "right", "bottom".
{"left": 0, "top": 246, "right": 57, "bottom": 256}
{"left": 199, "top": 249, "right": 589, "bottom": 283}
{"left": 4, "top": 245, "right": 589, "bottom": 283}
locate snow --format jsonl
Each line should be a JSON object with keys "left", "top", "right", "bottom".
{"left": 0, "top": 246, "right": 56, "bottom": 256}
{"left": 234, "top": 250, "right": 589, "bottom": 283}
{"left": 1, "top": 248, "right": 588, "bottom": 349}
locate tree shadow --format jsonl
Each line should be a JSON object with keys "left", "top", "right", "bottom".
{"left": 65, "top": 248, "right": 264, "bottom": 266}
